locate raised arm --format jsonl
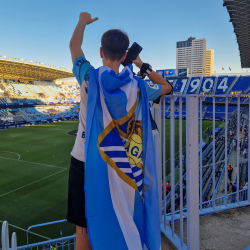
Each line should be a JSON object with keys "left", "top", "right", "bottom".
{"left": 69, "top": 12, "right": 98, "bottom": 63}
{"left": 132, "top": 56, "right": 173, "bottom": 96}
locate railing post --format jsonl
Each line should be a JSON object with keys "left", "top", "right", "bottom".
{"left": 154, "top": 100, "right": 162, "bottom": 222}
{"left": 237, "top": 97, "right": 240, "bottom": 204}
{"left": 186, "top": 95, "right": 199, "bottom": 250}
{"left": 1, "top": 221, "right": 9, "bottom": 250}
{"left": 11, "top": 232, "right": 17, "bottom": 250}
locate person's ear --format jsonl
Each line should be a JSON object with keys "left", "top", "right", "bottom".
{"left": 121, "top": 52, "right": 127, "bottom": 62}
{"left": 100, "top": 47, "right": 103, "bottom": 58}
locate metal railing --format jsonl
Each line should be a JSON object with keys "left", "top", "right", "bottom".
{"left": 26, "top": 219, "right": 67, "bottom": 245}
{"left": 2, "top": 221, "right": 18, "bottom": 250}
{"left": 2, "top": 94, "right": 250, "bottom": 250}
{"left": 17, "top": 235, "right": 76, "bottom": 250}
{"left": 1, "top": 220, "right": 75, "bottom": 250}
{"left": 154, "top": 94, "right": 250, "bottom": 250}
{"left": 166, "top": 188, "right": 249, "bottom": 219}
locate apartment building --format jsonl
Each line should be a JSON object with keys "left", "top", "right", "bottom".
{"left": 176, "top": 37, "right": 213, "bottom": 77}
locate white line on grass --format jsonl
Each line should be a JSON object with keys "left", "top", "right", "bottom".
{"left": 0, "top": 219, "right": 51, "bottom": 241}
{"left": 0, "top": 151, "right": 20, "bottom": 160}
{"left": 0, "top": 169, "right": 66, "bottom": 198}
{"left": 0, "top": 156, "right": 67, "bottom": 170}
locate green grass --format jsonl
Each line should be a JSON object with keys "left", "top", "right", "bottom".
{"left": 0, "top": 119, "right": 226, "bottom": 246}
{"left": 0, "top": 121, "right": 79, "bottom": 246}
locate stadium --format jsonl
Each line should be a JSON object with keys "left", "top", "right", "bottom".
{"left": 0, "top": 58, "right": 81, "bottom": 246}
{"left": 1, "top": 1, "right": 250, "bottom": 250}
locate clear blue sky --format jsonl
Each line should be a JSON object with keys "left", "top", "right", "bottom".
{"left": 0, "top": 0, "right": 248, "bottom": 74}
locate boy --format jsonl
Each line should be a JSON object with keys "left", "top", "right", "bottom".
{"left": 67, "top": 12, "right": 172, "bottom": 250}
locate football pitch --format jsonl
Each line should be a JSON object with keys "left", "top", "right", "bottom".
{"left": 0, "top": 119, "right": 224, "bottom": 246}
{"left": 0, "top": 121, "right": 78, "bottom": 246}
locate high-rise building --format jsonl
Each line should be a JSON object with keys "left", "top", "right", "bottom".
{"left": 205, "top": 49, "right": 214, "bottom": 76}
{"left": 176, "top": 37, "right": 213, "bottom": 77}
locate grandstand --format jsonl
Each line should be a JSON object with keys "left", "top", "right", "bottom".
{"left": 0, "top": 57, "right": 79, "bottom": 127}
{"left": 2, "top": 74, "right": 249, "bottom": 127}
{"left": 0, "top": 80, "right": 80, "bottom": 127}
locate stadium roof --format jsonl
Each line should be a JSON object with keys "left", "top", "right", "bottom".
{"left": 223, "top": 0, "right": 250, "bottom": 68}
{"left": 0, "top": 58, "right": 74, "bottom": 82}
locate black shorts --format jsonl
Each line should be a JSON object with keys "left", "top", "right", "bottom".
{"left": 66, "top": 156, "right": 87, "bottom": 228}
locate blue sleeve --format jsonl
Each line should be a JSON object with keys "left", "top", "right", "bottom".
{"left": 73, "top": 56, "right": 95, "bottom": 86}
{"left": 145, "top": 81, "right": 162, "bottom": 101}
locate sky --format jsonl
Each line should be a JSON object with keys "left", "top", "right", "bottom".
{"left": 0, "top": 0, "right": 249, "bottom": 74}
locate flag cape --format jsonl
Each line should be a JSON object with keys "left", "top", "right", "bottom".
{"left": 84, "top": 65, "right": 160, "bottom": 250}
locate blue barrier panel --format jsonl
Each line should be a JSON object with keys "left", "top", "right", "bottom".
{"left": 26, "top": 219, "right": 67, "bottom": 245}
{"left": 17, "top": 235, "right": 76, "bottom": 250}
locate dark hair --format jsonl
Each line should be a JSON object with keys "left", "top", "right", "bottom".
{"left": 101, "top": 29, "right": 129, "bottom": 61}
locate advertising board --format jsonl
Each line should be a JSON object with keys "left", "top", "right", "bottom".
{"left": 178, "top": 68, "right": 189, "bottom": 77}
{"left": 164, "top": 69, "right": 178, "bottom": 77}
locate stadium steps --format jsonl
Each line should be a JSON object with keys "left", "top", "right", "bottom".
{"left": 0, "top": 98, "right": 7, "bottom": 104}
{"left": 226, "top": 76, "right": 240, "bottom": 103}
{"left": 2, "top": 83, "right": 15, "bottom": 96}
{"left": 183, "top": 78, "right": 192, "bottom": 95}
{"left": 244, "top": 85, "right": 250, "bottom": 94}
{"left": 215, "top": 122, "right": 241, "bottom": 197}
{"left": 202, "top": 106, "right": 207, "bottom": 117}
{"left": 212, "top": 77, "right": 219, "bottom": 95}
{"left": 37, "top": 85, "right": 50, "bottom": 97}
{"left": 62, "top": 86, "right": 73, "bottom": 96}
{"left": 204, "top": 144, "right": 225, "bottom": 198}
{"left": 215, "top": 126, "right": 242, "bottom": 198}
{"left": 202, "top": 143, "right": 224, "bottom": 193}
{"left": 17, "top": 109, "right": 31, "bottom": 118}
{"left": 242, "top": 86, "right": 250, "bottom": 103}
{"left": 196, "top": 76, "right": 204, "bottom": 94}
{"left": 225, "top": 76, "right": 239, "bottom": 95}
{"left": 13, "top": 116, "right": 25, "bottom": 122}
{"left": 47, "top": 85, "right": 58, "bottom": 96}
{"left": 24, "top": 85, "right": 38, "bottom": 97}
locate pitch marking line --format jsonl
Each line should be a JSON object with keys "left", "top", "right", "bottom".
{"left": 0, "top": 156, "right": 67, "bottom": 170}
{"left": 0, "top": 169, "right": 66, "bottom": 198}
{"left": 0, "top": 220, "right": 50, "bottom": 241}
{"left": 0, "top": 151, "right": 20, "bottom": 160}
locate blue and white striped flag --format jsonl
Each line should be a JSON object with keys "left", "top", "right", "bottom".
{"left": 84, "top": 65, "right": 160, "bottom": 250}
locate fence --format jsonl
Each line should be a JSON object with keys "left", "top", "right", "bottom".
{"left": 1, "top": 220, "right": 76, "bottom": 250}
{"left": 2, "top": 94, "right": 250, "bottom": 250}
{"left": 26, "top": 219, "right": 67, "bottom": 245}
{"left": 154, "top": 94, "right": 250, "bottom": 249}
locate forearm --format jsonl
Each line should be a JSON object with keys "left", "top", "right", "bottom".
{"left": 148, "top": 71, "right": 173, "bottom": 94}
{"left": 148, "top": 71, "right": 167, "bottom": 86}
{"left": 69, "top": 21, "right": 86, "bottom": 58}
